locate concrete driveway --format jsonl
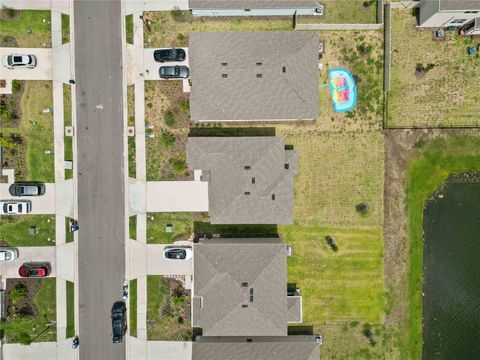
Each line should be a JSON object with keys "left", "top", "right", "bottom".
{"left": 0, "top": 47, "right": 52, "bottom": 80}
{"left": 0, "top": 246, "right": 56, "bottom": 278}
{"left": 147, "top": 244, "right": 193, "bottom": 276}
{"left": 0, "top": 183, "right": 56, "bottom": 214}
{"left": 145, "top": 181, "right": 208, "bottom": 212}
{"left": 143, "top": 47, "right": 189, "bottom": 80}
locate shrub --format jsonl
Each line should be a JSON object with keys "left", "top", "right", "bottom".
{"left": 164, "top": 109, "right": 176, "bottom": 127}
{"left": 177, "top": 33, "right": 185, "bottom": 42}
{"left": 17, "top": 332, "right": 31, "bottom": 345}
{"left": 171, "top": 7, "right": 187, "bottom": 22}
{"left": 169, "top": 155, "right": 186, "bottom": 173}
{"left": 356, "top": 203, "right": 369, "bottom": 215}
{"left": 160, "top": 129, "right": 175, "bottom": 148}
{"left": 12, "top": 80, "right": 21, "bottom": 94}
{"left": 179, "top": 100, "right": 189, "bottom": 111}
{"left": 9, "top": 285, "right": 27, "bottom": 305}
{"left": 2, "top": 6, "right": 16, "bottom": 18}
{"left": 17, "top": 305, "right": 35, "bottom": 318}
{"left": 147, "top": 103, "right": 153, "bottom": 109}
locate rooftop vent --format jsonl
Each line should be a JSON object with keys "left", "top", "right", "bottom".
{"left": 222, "top": 74, "right": 228, "bottom": 78}
{"left": 251, "top": 177, "right": 255, "bottom": 184}
{"left": 247, "top": 338, "right": 253, "bottom": 342}
{"left": 242, "top": 304, "right": 248, "bottom": 308}
{"left": 244, "top": 191, "right": 251, "bottom": 196}
{"left": 272, "top": 194, "right": 276, "bottom": 201}
{"left": 244, "top": 165, "right": 251, "bottom": 170}
{"left": 284, "top": 163, "right": 290, "bottom": 169}
{"left": 282, "top": 66, "right": 286, "bottom": 73}
{"left": 222, "top": 62, "right": 228, "bottom": 66}
{"left": 256, "top": 62, "right": 262, "bottom": 66}
{"left": 241, "top": 282, "right": 248, "bottom": 287}
{"left": 256, "top": 74, "right": 262, "bottom": 78}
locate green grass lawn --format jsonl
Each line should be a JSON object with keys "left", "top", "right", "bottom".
{"left": 129, "top": 216, "right": 137, "bottom": 240}
{"left": 126, "top": 14, "right": 133, "bottom": 44}
{"left": 405, "top": 135, "right": 480, "bottom": 359}
{"left": 65, "top": 218, "right": 73, "bottom": 243}
{"left": 61, "top": 13, "right": 69, "bottom": 44}
{"left": 64, "top": 84, "right": 73, "bottom": 180}
{"left": 297, "top": 0, "right": 377, "bottom": 24}
{"left": 0, "top": 10, "right": 51, "bottom": 47}
{"left": 66, "top": 281, "right": 75, "bottom": 338}
{"left": 130, "top": 279, "right": 137, "bottom": 337}
{"left": 147, "top": 213, "right": 193, "bottom": 244}
{"left": 387, "top": 10, "right": 480, "bottom": 127}
{"left": 146, "top": 276, "right": 191, "bottom": 340}
{"left": 2, "top": 278, "right": 57, "bottom": 343}
{"left": 280, "top": 225, "right": 384, "bottom": 324}
{"left": 0, "top": 215, "right": 56, "bottom": 247}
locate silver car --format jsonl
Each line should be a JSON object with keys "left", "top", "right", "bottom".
{"left": 2, "top": 54, "right": 37, "bottom": 69}
{"left": 9, "top": 182, "right": 46, "bottom": 197}
{"left": 0, "top": 248, "right": 19, "bottom": 262}
{"left": 0, "top": 200, "right": 32, "bottom": 215}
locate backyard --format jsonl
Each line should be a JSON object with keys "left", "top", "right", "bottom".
{"left": 1, "top": 278, "right": 56, "bottom": 344}
{"left": 146, "top": 275, "right": 191, "bottom": 341}
{"left": 0, "top": 215, "right": 56, "bottom": 247}
{"left": 297, "top": 0, "right": 377, "bottom": 24}
{"left": 0, "top": 9, "right": 51, "bottom": 47}
{"left": 387, "top": 9, "right": 480, "bottom": 127}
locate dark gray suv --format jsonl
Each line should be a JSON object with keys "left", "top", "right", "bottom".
{"left": 9, "top": 182, "right": 46, "bottom": 197}
{"left": 111, "top": 301, "right": 127, "bottom": 343}
{"left": 159, "top": 65, "right": 189, "bottom": 79}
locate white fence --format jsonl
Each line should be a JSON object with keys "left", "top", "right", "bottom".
{"left": 295, "top": 23, "right": 383, "bottom": 30}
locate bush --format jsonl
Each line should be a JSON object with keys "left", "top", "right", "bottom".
{"left": 169, "top": 155, "right": 187, "bottom": 173}
{"left": 356, "top": 203, "right": 369, "bottom": 215}
{"left": 17, "top": 332, "right": 31, "bottom": 345}
{"left": 171, "top": 7, "right": 187, "bottom": 22}
{"left": 160, "top": 129, "right": 175, "bottom": 148}
{"left": 12, "top": 80, "right": 21, "bottom": 94}
{"left": 164, "top": 109, "right": 176, "bottom": 127}
{"left": 2, "top": 6, "right": 16, "bottom": 18}
{"left": 9, "top": 285, "right": 27, "bottom": 305}
{"left": 179, "top": 101, "right": 189, "bottom": 111}
{"left": 177, "top": 33, "right": 185, "bottom": 42}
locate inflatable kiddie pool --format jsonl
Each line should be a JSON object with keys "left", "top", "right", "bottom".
{"left": 328, "top": 68, "right": 357, "bottom": 112}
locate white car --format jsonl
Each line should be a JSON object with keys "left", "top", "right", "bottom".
{"left": 2, "top": 54, "right": 37, "bottom": 69}
{"left": 163, "top": 246, "right": 192, "bottom": 260}
{"left": 0, "top": 200, "right": 32, "bottom": 215}
{"left": 0, "top": 248, "right": 19, "bottom": 262}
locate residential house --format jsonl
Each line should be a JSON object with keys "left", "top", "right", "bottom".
{"left": 191, "top": 238, "right": 320, "bottom": 359}
{"left": 189, "top": 0, "right": 321, "bottom": 17}
{"left": 417, "top": 0, "right": 480, "bottom": 29}
{"left": 186, "top": 136, "right": 297, "bottom": 224}
{"left": 188, "top": 32, "right": 319, "bottom": 122}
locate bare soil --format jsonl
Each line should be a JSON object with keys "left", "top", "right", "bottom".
{"left": 4, "top": 278, "right": 42, "bottom": 319}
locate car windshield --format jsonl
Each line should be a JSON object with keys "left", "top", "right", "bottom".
{"left": 18, "top": 204, "right": 22, "bottom": 212}
{"left": 166, "top": 249, "right": 186, "bottom": 259}
{"left": 7, "top": 56, "right": 13, "bottom": 65}
{"left": 3, "top": 204, "right": 7, "bottom": 212}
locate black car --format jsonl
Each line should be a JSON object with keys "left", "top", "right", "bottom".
{"left": 9, "top": 182, "right": 46, "bottom": 197}
{"left": 111, "top": 301, "right": 127, "bottom": 343}
{"left": 159, "top": 65, "right": 189, "bottom": 79}
{"left": 153, "top": 48, "right": 186, "bottom": 62}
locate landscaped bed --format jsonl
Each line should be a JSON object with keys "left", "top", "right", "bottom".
{"left": 0, "top": 215, "right": 56, "bottom": 247}
{"left": 387, "top": 9, "right": 480, "bottom": 127}
{"left": 2, "top": 278, "right": 56, "bottom": 344}
{"left": 146, "top": 276, "right": 191, "bottom": 341}
{"left": 0, "top": 9, "right": 51, "bottom": 47}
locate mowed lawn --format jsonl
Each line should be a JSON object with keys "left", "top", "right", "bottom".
{"left": 0, "top": 9, "right": 51, "bottom": 47}
{"left": 0, "top": 215, "right": 56, "bottom": 247}
{"left": 387, "top": 10, "right": 480, "bottom": 127}
{"left": 281, "top": 225, "right": 384, "bottom": 324}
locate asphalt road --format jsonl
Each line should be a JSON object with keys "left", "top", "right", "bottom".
{"left": 74, "top": 1, "right": 126, "bottom": 359}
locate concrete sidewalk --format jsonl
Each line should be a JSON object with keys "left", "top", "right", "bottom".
{"left": 0, "top": 0, "right": 70, "bottom": 13}
{"left": 2, "top": 340, "right": 75, "bottom": 360}
{"left": 126, "top": 0, "right": 189, "bottom": 15}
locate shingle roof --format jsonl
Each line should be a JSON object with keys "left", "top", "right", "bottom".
{"left": 287, "top": 296, "right": 302, "bottom": 323}
{"left": 186, "top": 137, "right": 297, "bottom": 224}
{"left": 189, "top": 0, "right": 320, "bottom": 9}
{"left": 189, "top": 32, "right": 319, "bottom": 121}
{"left": 192, "top": 336, "right": 320, "bottom": 360}
{"left": 192, "top": 238, "right": 288, "bottom": 336}
{"left": 440, "top": 0, "right": 480, "bottom": 10}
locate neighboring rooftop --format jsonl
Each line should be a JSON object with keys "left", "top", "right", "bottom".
{"left": 192, "top": 336, "right": 320, "bottom": 360}
{"left": 440, "top": 0, "right": 480, "bottom": 11}
{"left": 186, "top": 136, "right": 297, "bottom": 224}
{"left": 189, "top": 32, "right": 319, "bottom": 121}
{"left": 192, "top": 238, "right": 289, "bottom": 336}
{"left": 189, "top": 0, "right": 320, "bottom": 9}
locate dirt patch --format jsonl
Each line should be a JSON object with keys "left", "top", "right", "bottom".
{"left": 383, "top": 128, "right": 472, "bottom": 325}
{"left": 0, "top": 34, "right": 18, "bottom": 47}
{"left": 0, "top": 8, "right": 20, "bottom": 21}
{"left": 4, "top": 279, "right": 42, "bottom": 321}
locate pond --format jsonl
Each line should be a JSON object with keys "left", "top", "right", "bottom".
{"left": 423, "top": 174, "right": 480, "bottom": 360}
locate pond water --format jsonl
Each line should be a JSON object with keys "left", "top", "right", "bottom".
{"left": 423, "top": 175, "right": 480, "bottom": 360}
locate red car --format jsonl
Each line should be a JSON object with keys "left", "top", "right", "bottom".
{"left": 18, "top": 262, "right": 51, "bottom": 277}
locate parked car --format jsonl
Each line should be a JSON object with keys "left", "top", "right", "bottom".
{"left": 154, "top": 48, "right": 186, "bottom": 62}
{"left": 2, "top": 54, "right": 37, "bottom": 69}
{"left": 159, "top": 65, "right": 189, "bottom": 79}
{"left": 18, "top": 262, "right": 51, "bottom": 277}
{"left": 163, "top": 246, "right": 193, "bottom": 260}
{"left": 9, "top": 182, "right": 46, "bottom": 197}
{"left": 0, "top": 248, "right": 19, "bottom": 262}
{"left": 0, "top": 200, "right": 32, "bottom": 215}
{"left": 111, "top": 301, "right": 127, "bottom": 343}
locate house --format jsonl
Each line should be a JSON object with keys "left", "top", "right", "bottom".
{"left": 417, "top": 0, "right": 480, "bottom": 29}
{"left": 189, "top": 0, "right": 321, "bottom": 17}
{"left": 188, "top": 32, "right": 319, "bottom": 122}
{"left": 186, "top": 136, "right": 297, "bottom": 224}
{"left": 191, "top": 238, "right": 320, "bottom": 359}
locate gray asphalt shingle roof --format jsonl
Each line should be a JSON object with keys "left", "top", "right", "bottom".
{"left": 440, "top": 0, "right": 480, "bottom": 10}
{"left": 192, "top": 238, "right": 288, "bottom": 336}
{"left": 189, "top": 32, "right": 319, "bottom": 121}
{"left": 192, "top": 339, "right": 320, "bottom": 360}
{"left": 186, "top": 137, "right": 297, "bottom": 224}
{"left": 189, "top": 0, "right": 320, "bottom": 9}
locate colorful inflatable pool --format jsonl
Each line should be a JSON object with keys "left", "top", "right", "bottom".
{"left": 329, "top": 68, "right": 357, "bottom": 112}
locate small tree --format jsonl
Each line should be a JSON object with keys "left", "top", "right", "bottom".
{"left": 164, "top": 109, "right": 176, "bottom": 127}
{"left": 356, "top": 203, "right": 369, "bottom": 216}
{"left": 160, "top": 129, "right": 175, "bottom": 148}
